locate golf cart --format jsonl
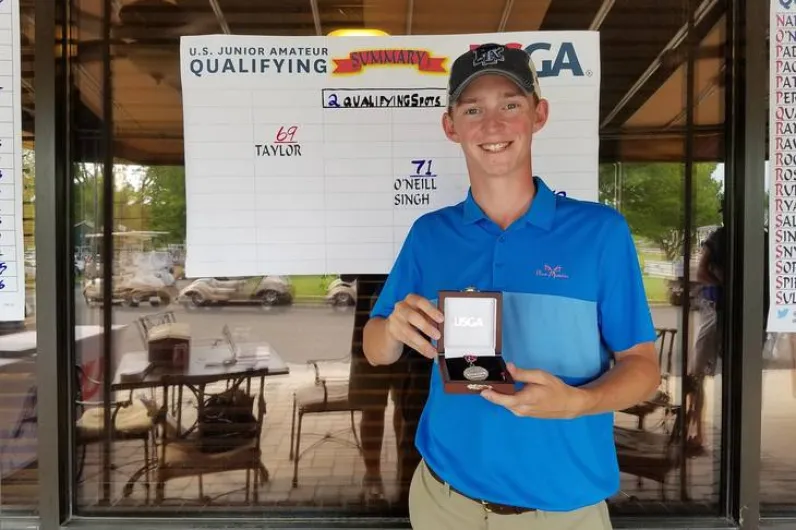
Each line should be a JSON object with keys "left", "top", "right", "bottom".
{"left": 177, "top": 276, "right": 294, "bottom": 309}
{"left": 81, "top": 230, "right": 178, "bottom": 307}
{"left": 83, "top": 274, "right": 177, "bottom": 307}
{"left": 325, "top": 277, "right": 357, "bottom": 308}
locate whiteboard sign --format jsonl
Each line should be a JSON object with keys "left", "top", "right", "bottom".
{"left": 179, "top": 32, "right": 601, "bottom": 277}
{"left": 0, "top": 0, "right": 24, "bottom": 321}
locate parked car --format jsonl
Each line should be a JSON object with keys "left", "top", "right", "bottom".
{"left": 325, "top": 277, "right": 356, "bottom": 308}
{"left": 177, "top": 276, "right": 294, "bottom": 309}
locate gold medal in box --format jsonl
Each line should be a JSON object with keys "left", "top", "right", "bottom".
{"left": 434, "top": 288, "right": 515, "bottom": 395}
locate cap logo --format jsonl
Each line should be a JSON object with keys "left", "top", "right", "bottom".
{"left": 473, "top": 46, "right": 504, "bottom": 67}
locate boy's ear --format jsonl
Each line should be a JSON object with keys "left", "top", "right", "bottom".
{"left": 532, "top": 98, "right": 550, "bottom": 134}
{"left": 442, "top": 110, "right": 460, "bottom": 143}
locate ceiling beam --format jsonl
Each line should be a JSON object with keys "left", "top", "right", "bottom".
{"left": 661, "top": 65, "right": 725, "bottom": 129}
{"left": 588, "top": 0, "right": 615, "bottom": 31}
{"left": 599, "top": 0, "right": 723, "bottom": 129}
{"left": 405, "top": 0, "right": 414, "bottom": 35}
{"left": 309, "top": 0, "right": 322, "bottom": 36}
{"left": 207, "top": 0, "right": 231, "bottom": 34}
{"left": 600, "top": 123, "right": 723, "bottom": 139}
{"left": 540, "top": 0, "right": 602, "bottom": 31}
{"left": 497, "top": 0, "right": 515, "bottom": 32}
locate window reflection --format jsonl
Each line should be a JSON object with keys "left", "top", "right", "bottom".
{"left": 0, "top": 0, "right": 37, "bottom": 513}
{"left": 67, "top": 0, "right": 734, "bottom": 518}
{"left": 603, "top": 162, "right": 723, "bottom": 513}
{"left": 71, "top": 172, "right": 730, "bottom": 512}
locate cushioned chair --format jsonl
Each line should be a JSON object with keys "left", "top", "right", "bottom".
{"left": 615, "top": 403, "right": 684, "bottom": 501}
{"left": 154, "top": 374, "right": 268, "bottom": 505}
{"left": 74, "top": 365, "right": 157, "bottom": 498}
{"left": 621, "top": 327, "right": 677, "bottom": 430}
{"left": 289, "top": 356, "right": 362, "bottom": 488}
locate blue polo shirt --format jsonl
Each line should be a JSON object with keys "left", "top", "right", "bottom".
{"left": 370, "top": 176, "right": 656, "bottom": 511}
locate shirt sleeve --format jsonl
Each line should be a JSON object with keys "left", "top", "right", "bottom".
{"left": 370, "top": 224, "right": 422, "bottom": 319}
{"left": 597, "top": 214, "right": 657, "bottom": 353}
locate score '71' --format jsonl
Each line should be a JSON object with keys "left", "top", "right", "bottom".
{"left": 411, "top": 159, "right": 435, "bottom": 177}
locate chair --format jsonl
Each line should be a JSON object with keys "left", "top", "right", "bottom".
{"left": 154, "top": 374, "right": 268, "bottom": 505}
{"left": 621, "top": 327, "right": 677, "bottom": 430}
{"left": 289, "top": 356, "right": 362, "bottom": 488}
{"left": 614, "top": 403, "right": 684, "bottom": 501}
{"left": 135, "top": 311, "right": 185, "bottom": 413}
{"left": 74, "top": 365, "right": 157, "bottom": 497}
{"left": 135, "top": 310, "right": 177, "bottom": 348}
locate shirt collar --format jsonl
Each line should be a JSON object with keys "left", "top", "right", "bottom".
{"left": 462, "top": 176, "right": 557, "bottom": 230}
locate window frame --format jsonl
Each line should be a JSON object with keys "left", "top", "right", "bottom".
{"left": 29, "top": 0, "right": 776, "bottom": 528}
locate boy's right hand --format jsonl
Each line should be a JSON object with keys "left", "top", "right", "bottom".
{"left": 386, "top": 294, "right": 444, "bottom": 359}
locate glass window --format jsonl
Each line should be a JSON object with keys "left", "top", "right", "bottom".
{"left": 68, "top": 0, "right": 730, "bottom": 518}
{"left": 603, "top": 10, "right": 729, "bottom": 512}
{"left": 0, "top": 0, "right": 37, "bottom": 515}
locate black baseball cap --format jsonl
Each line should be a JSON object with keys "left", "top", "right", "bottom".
{"left": 447, "top": 43, "right": 541, "bottom": 105}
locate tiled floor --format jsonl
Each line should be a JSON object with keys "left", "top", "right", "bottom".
{"left": 3, "top": 361, "right": 796, "bottom": 515}
{"left": 76, "top": 359, "right": 399, "bottom": 509}
{"left": 71, "top": 361, "right": 729, "bottom": 510}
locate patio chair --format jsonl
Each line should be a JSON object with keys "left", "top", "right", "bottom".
{"left": 134, "top": 311, "right": 180, "bottom": 411}
{"left": 135, "top": 310, "right": 177, "bottom": 348}
{"left": 289, "top": 356, "right": 362, "bottom": 488}
{"left": 621, "top": 327, "right": 677, "bottom": 431}
{"left": 154, "top": 373, "right": 268, "bottom": 505}
{"left": 74, "top": 364, "right": 158, "bottom": 498}
{"left": 615, "top": 403, "right": 684, "bottom": 501}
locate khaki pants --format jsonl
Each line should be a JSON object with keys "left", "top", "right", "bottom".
{"left": 408, "top": 460, "right": 613, "bottom": 530}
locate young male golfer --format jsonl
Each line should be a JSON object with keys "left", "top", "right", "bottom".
{"left": 362, "top": 43, "right": 661, "bottom": 529}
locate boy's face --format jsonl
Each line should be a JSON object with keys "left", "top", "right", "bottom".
{"left": 442, "top": 74, "right": 548, "bottom": 179}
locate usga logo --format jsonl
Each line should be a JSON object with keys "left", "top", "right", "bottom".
{"left": 469, "top": 41, "right": 589, "bottom": 78}
{"left": 453, "top": 316, "right": 484, "bottom": 327}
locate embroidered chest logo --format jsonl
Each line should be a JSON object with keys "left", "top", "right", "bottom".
{"left": 473, "top": 46, "right": 505, "bottom": 67}
{"left": 535, "top": 264, "right": 569, "bottom": 279}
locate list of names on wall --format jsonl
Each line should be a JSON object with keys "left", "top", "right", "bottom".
{"left": 0, "top": 0, "right": 24, "bottom": 322}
